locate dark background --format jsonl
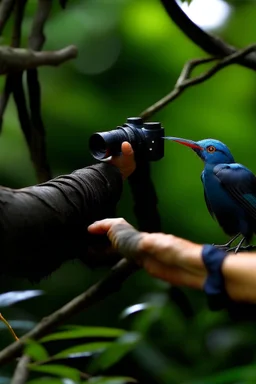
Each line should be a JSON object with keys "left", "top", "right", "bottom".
{"left": 1, "top": 0, "right": 256, "bottom": 383}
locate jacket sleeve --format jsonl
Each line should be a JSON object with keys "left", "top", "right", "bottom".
{"left": 0, "top": 163, "right": 123, "bottom": 282}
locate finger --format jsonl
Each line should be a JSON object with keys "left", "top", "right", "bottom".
{"left": 88, "top": 218, "right": 129, "bottom": 235}
{"left": 121, "top": 141, "right": 133, "bottom": 156}
{"left": 88, "top": 219, "right": 117, "bottom": 234}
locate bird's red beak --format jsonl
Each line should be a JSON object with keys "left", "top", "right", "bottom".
{"left": 163, "top": 137, "right": 203, "bottom": 151}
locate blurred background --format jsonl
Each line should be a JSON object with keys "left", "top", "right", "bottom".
{"left": 1, "top": 0, "right": 256, "bottom": 382}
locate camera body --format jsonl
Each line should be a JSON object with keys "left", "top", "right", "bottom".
{"left": 89, "top": 117, "right": 165, "bottom": 161}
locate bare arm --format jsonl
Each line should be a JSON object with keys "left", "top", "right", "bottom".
{"left": 88, "top": 218, "right": 256, "bottom": 304}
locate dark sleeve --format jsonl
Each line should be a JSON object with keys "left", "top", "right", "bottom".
{"left": 0, "top": 163, "right": 123, "bottom": 282}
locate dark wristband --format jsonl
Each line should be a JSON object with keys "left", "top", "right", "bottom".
{"left": 202, "top": 244, "right": 229, "bottom": 310}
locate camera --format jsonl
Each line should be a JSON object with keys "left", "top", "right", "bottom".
{"left": 89, "top": 117, "right": 165, "bottom": 162}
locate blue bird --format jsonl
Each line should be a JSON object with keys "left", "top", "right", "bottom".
{"left": 164, "top": 137, "right": 256, "bottom": 253}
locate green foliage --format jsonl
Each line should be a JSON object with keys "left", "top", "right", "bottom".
{"left": 28, "top": 364, "right": 81, "bottom": 382}
{"left": 53, "top": 342, "right": 112, "bottom": 358}
{"left": 88, "top": 332, "right": 141, "bottom": 373}
{"left": 40, "top": 327, "right": 126, "bottom": 342}
{"left": 24, "top": 340, "right": 49, "bottom": 362}
{"left": 88, "top": 377, "right": 137, "bottom": 384}
{"left": 23, "top": 325, "right": 139, "bottom": 383}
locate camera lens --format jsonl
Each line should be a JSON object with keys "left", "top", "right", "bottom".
{"left": 89, "top": 134, "right": 108, "bottom": 160}
{"left": 89, "top": 129, "right": 131, "bottom": 160}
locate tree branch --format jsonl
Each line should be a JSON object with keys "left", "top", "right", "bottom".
{"left": 0, "top": 0, "right": 15, "bottom": 35}
{"left": 0, "top": 0, "right": 27, "bottom": 131}
{"left": 160, "top": 0, "right": 256, "bottom": 70}
{"left": 11, "top": 0, "right": 27, "bottom": 47}
{"left": 140, "top": 44, "right": 256, "bottom": 120}
{"left": 26, "top": 0, "right": 54, "bottom": 182}
{"left": 26, "top": 68, "right": 52, "bottom": 182}
{"left": 0, "top": 45, "right": 77, "bottom": 74}
{"left": 10, "top": 355, "right": 30, "bottom": 384}
{"left": 28, "top": 0, "right": 52, "bottom": 51}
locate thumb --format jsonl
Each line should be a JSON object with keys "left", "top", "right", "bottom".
{"left": 121, "top": 142, "right": 134, "bottom": 156}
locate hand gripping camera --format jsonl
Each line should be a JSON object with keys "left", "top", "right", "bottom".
{"left": 89, "top": 117, "right": 165, "bottom": 162}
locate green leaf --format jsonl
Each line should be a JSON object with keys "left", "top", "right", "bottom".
{"left": 89, "top": 332, "right": 141, "bottom": 373}
{"left": 0, "top": 290, "right": 43, "bottom": 307}
{"left": 54, "top": 342, "right": 112, "bottom": 358}
{"left": 27, "top": 378, "right": 66, "bottom": 384}
{"left": 28, "top": 364, "right": 80, "bottom": 382}
{"left": 40, "top": 327, "right": 126, "bottom": 343}
{"left": 60, "top": 325, "right": 86, "bottom": 330}
{"left": 25, "top": 339, "right": 49, "bottom": 361}
{"left": 88, "top": 377, "right": 137, "bottom": 384}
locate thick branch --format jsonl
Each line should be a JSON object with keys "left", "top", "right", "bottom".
{"left": 160, "top": 0, "right": 256, "bottom": 70}
{"left": 141, "top": 44, "right": 256, "bottom": 120}
{"left": 0, "top": 45, "right": 77, "bottom": 74}
{"left": 26, "top": 0, "right": 54, "bottom": 182}
{"left": 11, "top": 355, "right": 30, "bottom": 384}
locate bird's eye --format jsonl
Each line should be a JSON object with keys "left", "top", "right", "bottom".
{"left": 207, "top": 145, "right": 216, "bottom": 153}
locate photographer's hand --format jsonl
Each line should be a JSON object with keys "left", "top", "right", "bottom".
{"left": 88, "top": 218, "right": 256, "bottom": 304}
{"left": 109, "top": 142, "right": 135, "bottom": 180}
{"left": 88, "top": 218, "right": 206, "bottom": 289}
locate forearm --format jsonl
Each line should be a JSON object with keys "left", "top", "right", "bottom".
{"left": 222, "top": 253, "right": 256, "bottom": 303}
{"left": 0, "top": 163, "right": 123, "bottom": 281}
{"left": 176, "top": 238, "right": 256, "bottom": 304}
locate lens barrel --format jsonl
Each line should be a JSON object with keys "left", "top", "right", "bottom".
{"left": 89, "top": 127, "right": 138, "bottom": 160}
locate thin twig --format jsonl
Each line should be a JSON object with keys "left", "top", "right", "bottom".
{"left": 12, "top": 73, "right": 33, "bottom": 150}
{"left": 11, "top": 355, "right": 30, "bottom": 384}
{"left": 140, "top": 44, "right": 256, "bottom": 120}
{"left": 0, "top": 313, "right": 19, "bottom": 341}
{"left": 160, "top": 0, "right": 256, "bottom": 71}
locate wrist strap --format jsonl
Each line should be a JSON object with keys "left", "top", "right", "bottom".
{"left": 202, "top": 244, "right": 229, "bottom": 310}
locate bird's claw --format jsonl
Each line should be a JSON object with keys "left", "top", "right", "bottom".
{"left": 227, "top": 245, "right": 256, "bottom": 253}
{"left": 212, "top": 243, "right": 230, "bottom": 251}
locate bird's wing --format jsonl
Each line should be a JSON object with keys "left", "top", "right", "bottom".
{"left": 213, "top": 163, "right": 256, "bottom": 220}
{"left": 201, "top": 172, "right": 215, "bottom": 218}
